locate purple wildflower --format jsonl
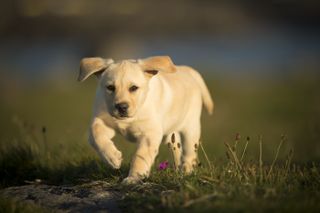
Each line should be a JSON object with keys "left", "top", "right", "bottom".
{"left": 158, "top": 161, "right": 169, "bottom": 170}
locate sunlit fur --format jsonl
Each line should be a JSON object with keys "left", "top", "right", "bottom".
{"left": 100, "top": 61, "right": 149, "bottom": 119}
{"left": 79, "top": 56, "right": 213, "bottom": 184}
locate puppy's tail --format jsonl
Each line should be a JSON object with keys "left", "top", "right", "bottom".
{"left": 189, "top": 69, "right": 214, "bottom": 115}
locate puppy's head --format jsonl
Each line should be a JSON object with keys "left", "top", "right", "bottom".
{"left": 78, "top": 56, "right": 176, "bottom": 119}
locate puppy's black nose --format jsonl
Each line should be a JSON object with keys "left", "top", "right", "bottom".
{"left": 115, "top": 102, "right": 129, "bottom": 114}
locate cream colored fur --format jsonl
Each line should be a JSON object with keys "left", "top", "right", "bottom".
{"left": 78, "top": 56, "right": 213, "bottom": 184}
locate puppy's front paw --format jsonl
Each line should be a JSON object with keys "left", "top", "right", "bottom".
{"left": 121, "top": 176, "right": 141, "bottom": 185}
{"left": 104, "top": 147, "right": 123, "bottom": 169}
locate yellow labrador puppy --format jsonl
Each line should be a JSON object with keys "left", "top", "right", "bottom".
{"left": 78, "top": 56, "right": 213, "bottom": 184}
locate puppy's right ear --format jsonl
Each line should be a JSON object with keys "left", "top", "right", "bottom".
{"left": 78, "top": 57, "right": 114, "bottom": 82}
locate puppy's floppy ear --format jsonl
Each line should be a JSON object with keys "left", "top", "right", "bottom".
{"left": 139, "top": 56, "right": 176, "bottom": 77}
{"left": 78, "top": 57, "right": 114, "bottom": 82}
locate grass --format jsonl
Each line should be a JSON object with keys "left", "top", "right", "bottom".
{"left": 0, "top": 74, "right": 320, "bottom": 212}
{"left": 0, "top": 196, "right": 47, "bottom": 213}
{"left": 1, "top": 118, "right": 320, "bottom": 212}
{"left": 121, "top": 134, "right": 319, "bottom": 212}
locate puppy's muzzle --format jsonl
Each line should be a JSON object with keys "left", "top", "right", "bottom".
{"left": 115, "top": 102, "right": 129, "bottom": 117}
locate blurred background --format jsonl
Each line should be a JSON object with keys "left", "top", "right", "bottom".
{"left": 0, "top": 0, "right": 320, "bottom": 170}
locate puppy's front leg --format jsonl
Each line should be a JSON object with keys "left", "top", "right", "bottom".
{"left": 122, "top": 132, "right": 162, "bottom": 184}
{"left": 89, "top": 117, "right": 122, "bottom": 169}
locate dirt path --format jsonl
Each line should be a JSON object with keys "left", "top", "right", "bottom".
{"left": 1, "top": 181, "right": 121, "bottom": 212}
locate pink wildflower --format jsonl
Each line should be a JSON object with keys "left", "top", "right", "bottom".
{"left": 158, "top": 161, "right": 169, "bottom": 170}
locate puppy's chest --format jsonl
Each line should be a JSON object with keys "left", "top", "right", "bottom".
{"left": 115, "top": 122, "right": 141, "bottom": 143}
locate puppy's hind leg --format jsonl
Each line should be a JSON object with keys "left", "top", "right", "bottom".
{"left": 180, "top": 122, "right": 201, "bottom": 174}
{"left": 165, "top": 132, "right": 182, "bottom": 170}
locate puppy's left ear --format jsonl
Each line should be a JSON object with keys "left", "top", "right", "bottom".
{"left": 139, "top": 56, "right": 176, "bottom": 77}
{"left": 78, "top": 57, "right": 114, "bottom": 82}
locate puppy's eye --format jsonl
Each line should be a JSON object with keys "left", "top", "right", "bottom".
{"left": 106, "top": 85, "right": 115, "bottom": 92}
{"left": 129, "top": 85, "right": 139, "bottom": 92}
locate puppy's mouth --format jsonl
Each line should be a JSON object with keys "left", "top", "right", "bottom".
{"left": 112, "top": 112, "right": 131, "bottom": 120}
{"left": 117, "top": 115, "right": 130, "bottom": 120}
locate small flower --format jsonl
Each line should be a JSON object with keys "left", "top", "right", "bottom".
{"left": 158, "top": 161, "right": 169, "bottom": 170}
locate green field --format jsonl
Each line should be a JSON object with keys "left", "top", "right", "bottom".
{"left": 0, "top": 73, "right": 320, "bottom": 212}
